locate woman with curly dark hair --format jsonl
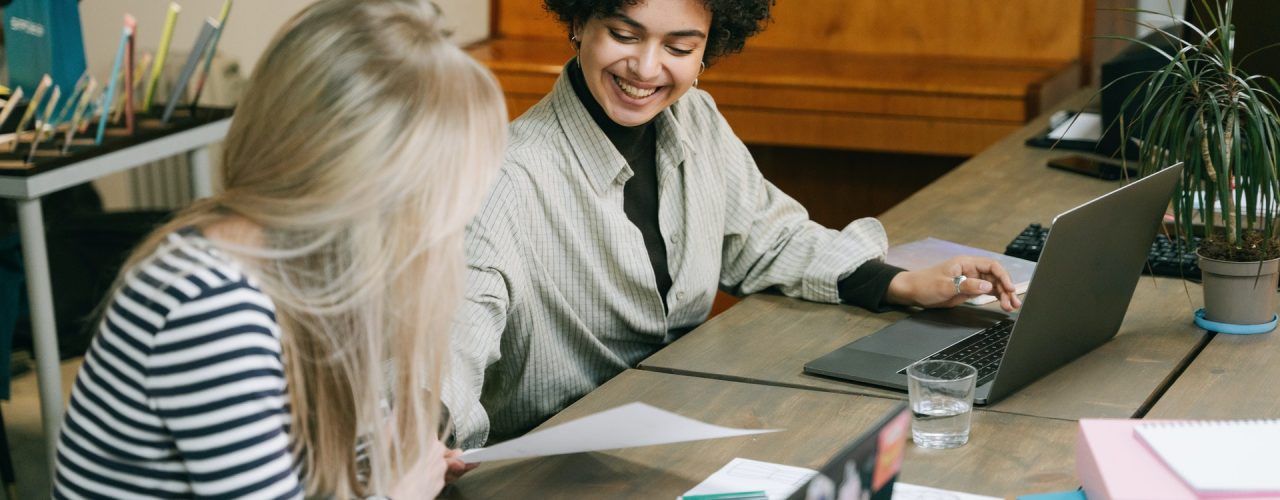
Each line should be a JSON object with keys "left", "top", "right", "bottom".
{"left": 442, "top": 0, "right": 1020, "bottom": 453}
{"left": 543, "top": 0, "right": 773, "bottom": 126}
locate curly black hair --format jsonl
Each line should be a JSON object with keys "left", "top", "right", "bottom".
{"left": 544, "top": 0, "right": 773, "bottom": 65}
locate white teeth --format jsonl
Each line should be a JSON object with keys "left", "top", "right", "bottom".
{"left": 614, "top": 75, "right": 657, "bottom": 99}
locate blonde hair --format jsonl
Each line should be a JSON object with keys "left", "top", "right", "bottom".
{"left": 114, "top": 0, "right": 506, "bottom": 496}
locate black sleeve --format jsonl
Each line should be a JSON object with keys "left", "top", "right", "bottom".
{"left": 837, "top": 260, "right": 905, "bottom": 312}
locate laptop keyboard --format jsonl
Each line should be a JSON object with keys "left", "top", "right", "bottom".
{"left": 900, "top": 319, "right": 1015, "bottom": 386}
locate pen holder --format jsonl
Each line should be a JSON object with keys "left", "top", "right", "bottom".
{"left": 0, "top": 106, "right": 233, "bottom": 173}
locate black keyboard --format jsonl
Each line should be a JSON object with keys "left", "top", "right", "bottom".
{"left": 904, "top": 319, "right": 1015, "bottom": 386}
{"left": 1005, "top": 223, "right": 1203, "bottom": 280}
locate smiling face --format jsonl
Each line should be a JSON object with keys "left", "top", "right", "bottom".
{"left": 574, "top": 0, "right": 711, "bottom": 127}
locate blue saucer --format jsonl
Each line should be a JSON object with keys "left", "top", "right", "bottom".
{"left": 1193, "top": 308, "right": 1278, "bottom": 335}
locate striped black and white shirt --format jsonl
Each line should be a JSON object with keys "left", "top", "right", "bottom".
{"left": 54, "top": 230, "right": 302, "bottom": 499}
{"left": 444, "top": 64, "right": 891, "bottom": 448}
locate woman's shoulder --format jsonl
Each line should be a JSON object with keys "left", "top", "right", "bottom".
{"left": 94, "top": 229, "right": 279, "bottom": 375}
{"left": 675, "top": 87, "right": 720, "bottom": 111}
{"left": 493, "top": 99, "right": 574, "bottom": 194}
{"left": 505, "top": 98, "right": 570, "bottom": 165}
{"left": 666, "top": 88, "right": 733, "bottom": 140}
{"left": 663, "top": 88, "right": 746, "bottom": 159}
{"left": 121, "top": 229, "right": 272, "bottom": 321}
{"left": 148, "top": 229, "right": 252, "bottom": 286}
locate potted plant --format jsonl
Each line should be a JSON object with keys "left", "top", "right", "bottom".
{"left": 1120, "top": 0, "right": 1280, "bottom": 332}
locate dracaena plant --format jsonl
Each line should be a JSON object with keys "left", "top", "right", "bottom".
{"left": 1116, "top": 0, "right": 1280, "bottom": 262}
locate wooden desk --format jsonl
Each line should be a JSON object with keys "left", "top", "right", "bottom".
{"left": 1145, "top": 329, "right": 1280, "bottom": 419}
{"left": 445, "top": 370, "right": 1079, "bottom": 498}
{"left": 640, "top": 89, "right": 1209, "bottom": 420}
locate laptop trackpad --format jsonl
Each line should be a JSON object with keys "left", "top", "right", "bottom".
{"left": 852, "top": 307, "right": 1012, "bottom": 360}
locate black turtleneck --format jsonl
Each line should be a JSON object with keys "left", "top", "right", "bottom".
{"left": 570, "top": 60, "right": 674, "bottom": 309}
{"left": 568, "top": 60, "right": 902, "bottom": 312}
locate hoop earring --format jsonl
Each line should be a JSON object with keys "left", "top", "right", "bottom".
{"left": 694, "top": 61, "right": 706, "bottom": 88}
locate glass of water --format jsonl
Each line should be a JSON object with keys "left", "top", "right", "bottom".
{"left": 907, "top": 360, "right": 977, "bottom": 449}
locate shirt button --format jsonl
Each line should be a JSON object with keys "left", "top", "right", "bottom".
{"left": 670, "top": 235, "right": 680, "bottom": 245}
{"left": 676, "top": 292, "right": 686, "bottom": 302}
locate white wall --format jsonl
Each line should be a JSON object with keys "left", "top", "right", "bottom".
{"left": 76, "top": 0, "right": 490, "bottom": 208}
{"left": 1135, "top": 0, "right": 1185, "bottom": 37}
{"left": 80, "top": 0, "right": 489, "bottom": 81}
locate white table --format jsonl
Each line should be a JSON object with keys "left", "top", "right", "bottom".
{"left": 0, "top": 117, "right": 230, "bottom": 474}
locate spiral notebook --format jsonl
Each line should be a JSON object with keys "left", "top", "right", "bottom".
{"left": 1134, "top": 420, "right": 1280, "bottom": 494}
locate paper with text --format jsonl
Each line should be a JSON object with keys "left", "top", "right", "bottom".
{"left": 461, "top": 402, "right": 780, "bottom": 464}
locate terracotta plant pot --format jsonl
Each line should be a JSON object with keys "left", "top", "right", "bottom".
{"left": 1198, "top": 252, "right": 1280, "bottom": 327}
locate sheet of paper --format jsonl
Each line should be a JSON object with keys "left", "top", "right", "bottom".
{"left": 678, "top": 460, "right": 1001, "bottom": 500}
{"left": 680, "top": 458, "right": 818, "bottom": 500}
{"left": 892, "top": 482, "right": 1001, "bottom": 500}
{"left": 885, "top": 237, "right": 1035, "bottom": 305}
{"left": 461, "top": 402, "right": 780, "bottom": 464}
{"left": 1047, "top": 112, "right": 1102, "bottom": 142}
{"left": 1189, "top": 189, "right": 1268, "bottom": 218}
{"left": 1134, "top": 420, "right": 1280, "bottom": 493}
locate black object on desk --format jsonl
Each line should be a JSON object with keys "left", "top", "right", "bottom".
{"left": 1006, "top": 223, "right": 1203, "bottom": 280}
{"left": 1025, "top": 110, "right": 1103, "bottom": 153}
{"left": 1047, "top": 155, "right": 1137, "bottom": 181}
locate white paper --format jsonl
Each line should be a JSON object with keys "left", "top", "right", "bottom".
{"left": 1189, "top": 189, "right": 1269, "bottom": 218}
{"left": 892, "top": 482, "right": 1001, "bottom": 500}
{"left": 1134, "top": 420, "right": 1280, "bottom": 493}
{"left": 885, "top": 237, "right": 1035, "bottom": 305}
{"left": 680, "top": 458, "right": 818, "bottom": 500}
{"left": 677, "top": 461, "right": 1000, "bottom": 500}
{"left": 1047, "top": 111, "right": 1102, "bottom": 142}
{"left": 461, "top": 402, "right": 780, "bottom": 463}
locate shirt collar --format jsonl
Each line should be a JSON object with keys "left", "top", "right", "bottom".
{"left": 551, "top": 60, "right": 691, "bottom": 195}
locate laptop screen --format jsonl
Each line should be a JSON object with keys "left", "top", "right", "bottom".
{"left": 787, "top": 403, "right": 911, "bottom": 500}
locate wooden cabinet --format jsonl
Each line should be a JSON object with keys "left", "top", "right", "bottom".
{"left": 469, "top": 0, "right": 1092, "bottom": 156}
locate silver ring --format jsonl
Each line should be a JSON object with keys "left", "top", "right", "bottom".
{"left": 953, "top": 275, "right": 968, "bottom": 294}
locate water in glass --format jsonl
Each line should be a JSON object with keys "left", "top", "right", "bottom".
{"left": 906, "top": 360, "right": 977, "bottom": 449}
{"left": 911, "top": 396, "right": 972, "bottom": 448}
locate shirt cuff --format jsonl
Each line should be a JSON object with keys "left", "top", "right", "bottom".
{"left": 440, "top": 374, "right": 490, "bottom": 449}
{"left": 838, "top": 260, "right": 905, "bottom": 312}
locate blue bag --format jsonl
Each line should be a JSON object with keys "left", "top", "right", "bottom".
{"left": 4, "top": 0, "right": 87, "bottom": 114}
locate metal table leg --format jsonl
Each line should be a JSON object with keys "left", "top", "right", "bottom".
{"left": 189, "top": 147, "right": 213, "bottom": 199}
{"left": 16, "top": 198, "right": 62, "bottom": 479}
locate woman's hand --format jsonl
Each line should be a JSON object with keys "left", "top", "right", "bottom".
{"left": 388, "top": 437, "right": 450, "bottom": 498}
{"left": 885, "top": 256, "right": 1022, "bottom": 312}
{"left": 445, "top": 448, "right": 479, "bottom": 483}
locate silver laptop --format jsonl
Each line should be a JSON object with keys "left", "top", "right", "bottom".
{"left": 804, "top": 163, "right": 1183, "bottom": 405}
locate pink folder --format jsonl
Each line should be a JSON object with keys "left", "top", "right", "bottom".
{"left": 1076, "top": 419, "right": 1280, "bottom": 500}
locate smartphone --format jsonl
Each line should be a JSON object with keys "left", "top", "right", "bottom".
{"left": 1046, "top": 155, "right": 1137, "bottom": 181}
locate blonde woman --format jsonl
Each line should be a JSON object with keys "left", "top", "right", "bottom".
{"left": 52, "top": 0, "right": 506, "bottom": 497}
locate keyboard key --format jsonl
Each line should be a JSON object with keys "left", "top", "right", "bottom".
{"left": 909, "top": 319, "right": 1015, "bottom": 385}
{"left": 1006, "top": 223, "right": 1202, "bottom": 280}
